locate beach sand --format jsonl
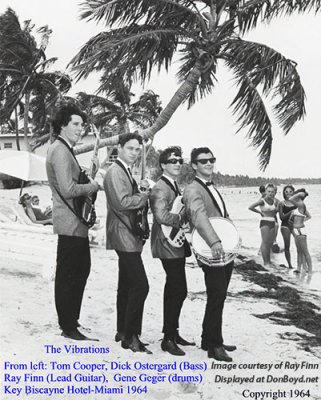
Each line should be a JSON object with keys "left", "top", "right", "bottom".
{"left": 1, "top": 184, "right": 320, "bottom": 400}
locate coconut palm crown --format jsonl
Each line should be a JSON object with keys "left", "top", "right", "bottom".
{"left": 0, "top": 8, "right": 71, "bottom": 150}
{"left": 71, "top": 0, "right": 321, "bottom": 169}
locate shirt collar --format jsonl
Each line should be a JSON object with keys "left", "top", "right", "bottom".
{"left": 163, "top": 173, "right": 176, "bottom": 186}
{"left": 197, "top": 176, "right": 214, "bottom": 185}
{"left": 117, "top": 157, "right": 131, "bottom": 171}
{"left": 58, "top": 135, "right": 73, "bottom": 149}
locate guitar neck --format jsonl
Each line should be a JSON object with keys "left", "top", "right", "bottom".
{"left": 89, "top": 125, "right": 100, "bottom": 179}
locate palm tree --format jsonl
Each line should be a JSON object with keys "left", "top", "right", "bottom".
{"left": 73, "top": 80, "right": 162, "bottom": 156}
{"left": 0, "top": 8, "right": 71, "bottom": 151}
{"left": 71, "top": 0, "right": 321, "bottom": 169}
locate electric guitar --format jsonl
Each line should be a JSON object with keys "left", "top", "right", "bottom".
{"left": 161, "top": 195, "right": 187, "bottom": 247}
{"left": 74, "top": 124, "right": 100, "bottom": 227}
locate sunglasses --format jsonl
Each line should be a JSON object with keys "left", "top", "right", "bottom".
{"left": 195, "top": 157, "right": 216, "bottom": 165}
{"left": 139, "top": 186, "right": 150, "bottom": 192}
{"left": 165, "top": 158, "right": 184, "bottom": 165}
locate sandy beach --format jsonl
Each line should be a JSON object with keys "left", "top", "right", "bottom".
{"left": 1, "top": 184, "right": 320, "bottom": 400}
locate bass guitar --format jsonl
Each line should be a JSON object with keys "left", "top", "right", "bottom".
{"left": 161, "top": 195, "right": 187, "bottom": 248}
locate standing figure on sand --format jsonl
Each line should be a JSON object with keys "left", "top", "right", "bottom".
{"left": 279, "top": 185, "right": 297, "bottom": 269}
{"left": 248, "top": 183, "right": 279, "bottom": 267}
{"left": 103, "top": 133, "right": 151, "bottom": 354}
{"left": 150, "top": 146, "right": 195, "bottom": 357}
{"left": 183, "top": 147, "right": 236, "bottom": 362}
{"left": 288, "top": 189, "right": 312, "bottom": 274}
{"left": 46, "top": 104, "right": 100, "bottom": 340}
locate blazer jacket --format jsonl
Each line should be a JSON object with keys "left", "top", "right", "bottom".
{"left": 150, "top": 176, "right": 185, "bottom": 259}
{"left": 46, "top": 137, "right": 98, "bottom": 237}
{"left": 183, "top": 178, "right": 229, "bottom": 248}
{"left": 103, "top": 160, "right": 148, "bottom": 252}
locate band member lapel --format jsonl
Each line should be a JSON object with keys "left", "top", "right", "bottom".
{"left": 194, "top": 177, "right": 227, "bottom": 218}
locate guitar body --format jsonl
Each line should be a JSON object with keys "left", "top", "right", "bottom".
{"left": 161, "top": 196, "right": 186, "bottom": 248}
{"left": 75, "top": 125, "right": 100, "bottom": 228}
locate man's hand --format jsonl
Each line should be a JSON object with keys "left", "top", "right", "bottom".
{"left": 88, "top": 176, "right": 99, "bottom": 192}
{"left": 210, "top": 241, "right": 224, "bottom": 259}
{"left": 91, "top": 156, "right": 100, "bottom": 176}
{"left": 139, "top": 179, "right": 150, "bottom": 193}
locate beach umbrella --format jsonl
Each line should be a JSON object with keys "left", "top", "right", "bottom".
{"left": 0, "top": 150, "right": 47, "bottom": 181}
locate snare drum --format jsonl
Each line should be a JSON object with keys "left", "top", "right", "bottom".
{"left": 191, "top": 217, "right": 240, "bottom": 267}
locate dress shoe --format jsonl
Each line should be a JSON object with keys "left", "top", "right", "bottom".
{"left": 116, "top": 332, "right": 149, "bottom": 346}
{"left": 122, "top": 335, "right": 152, "bottom": 354}
{"left": 161, "top": 339, "right": 185, "bottom": 356}
{"left": 61, "top": 329, "right": 98, "bottom": 341}
{"left": 223, "top": 344, "right": 237, "bottom": 352}
{"left": 176, "top": 334, "right": 195, "bottom": 346}
{"left": 208, "top": 346, "right": 233, "bottom": 362}
{"left": 201, "top": 340, "right": 236, "bottom": 352}
{"left": 115, "top": 332, "right": 125, "bottom": 342}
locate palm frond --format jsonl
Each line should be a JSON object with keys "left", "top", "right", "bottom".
{"left": 236, "top": 0, "right": 321, "bottom": 34}
{"left": 71, "top": 24, "right": 187, "bottom": 85}
{"left": 224, "top": 39, "right": 306, "bottom": 134}
{"left": 226, "top": 61, "right": 273, "bottom": 170}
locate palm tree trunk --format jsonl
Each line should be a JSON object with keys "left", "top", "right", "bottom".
{"left": 74, "top": 63, "right": 202, "bottom": 155}
{"left": 23, "top": 92, "right": 31, "bottom": 152}
{"left": 14, "top": 107, "right": 20, "bottom": 151}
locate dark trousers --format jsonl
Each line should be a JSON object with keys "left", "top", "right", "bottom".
{"left": 202, "top": 262, "right": 233, "bottom": 348}
{"left": 161, "top": 258, "right": 187, "bottom": 339}
{"left": 55, "top": 235, "right": 90, "bottom": 332}
{"left": 115, "top": 251, "right": 149, "bottom": 337}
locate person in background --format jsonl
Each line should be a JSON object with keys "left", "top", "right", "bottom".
{"left": 258, "top": 185, "right": 280, "bottom": 253}
{"left": 279, "top": 185, "right": 297, "bottom": 269}
{"left": 288, "top": 189, "right": 312, "bottom": 274}
{"left": 249, "top": 183, "right": 279, "bottom": 266}
{"left": 31, "top": 195, "right": 53, "bottom": 219}
{"left": 19, "top": 193, "right": 53, "bottom": 225}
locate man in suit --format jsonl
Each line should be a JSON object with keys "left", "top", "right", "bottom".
{"left": 150, "top": 146, "right": 195, "bottom": 356}
{"left": 183, "top": 147, "right": 236, "bottom": 362}
{"left": 103, "top": 132, "right": 151, "bottom": 353}
{"left": 46, "top": 104, "right": 99, "bottom": 340}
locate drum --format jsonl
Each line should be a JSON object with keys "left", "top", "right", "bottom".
{"left": 191, "top": 217, "right": 241, "bottom": 267}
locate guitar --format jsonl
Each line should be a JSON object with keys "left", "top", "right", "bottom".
{"left": 134, "top": 141, "right": 150, "bottom": 240}
{"left": 74, "top": 124, "right": 100, "bottom": 227}
{"left": 161, "top": 195, "right": 187, "bottom": 248}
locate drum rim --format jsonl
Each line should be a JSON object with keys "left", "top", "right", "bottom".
{"left": 191, "top": 217, "right": 240, "bottom": 250}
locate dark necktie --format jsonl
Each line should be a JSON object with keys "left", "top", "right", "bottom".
{"left": 174, "top": 181, "right": 181, "bottom": 196}
{"left": 127, "top": 167, "right": 133, "bottom": 182}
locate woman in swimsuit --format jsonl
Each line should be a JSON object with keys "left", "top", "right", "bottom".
{"left": 279, "top": 185, "right": 297, "bottom": 269}
{"left": 249, "top": 184, "right": 278, "bottom": 266}
{"left": 288, "top": 189, "right": 312, "bottom": 274}
{"left": 19, "top": 193, "right": 53, "bottom": 225}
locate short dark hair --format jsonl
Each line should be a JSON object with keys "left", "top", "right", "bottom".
{"left": 190, "top": 147, "right": 214, "bottom": 164}
{"left": 282, "top": 185, "right": 295, "bottom": 199}
{"left": 19, "top": 193, "right": 30, "bottom": 206}
{"left": 159, "top": 146, "right": 182, "bottom": 170}
{"left": 52, "top": 104, "right": 87, "bottom": 136}
{"left": 118, "top": 132, "right": 143, "bottom": 147}
{"left": 259, "top": 185, "right": 266, "bottom": 194}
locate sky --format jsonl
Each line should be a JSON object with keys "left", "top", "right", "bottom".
{"left": 1, "top": 0, "right": 321, "bottom": 178}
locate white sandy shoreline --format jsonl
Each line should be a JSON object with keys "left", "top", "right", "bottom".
{"left": 1, "top": 185, "right": 321, "bottom": 400}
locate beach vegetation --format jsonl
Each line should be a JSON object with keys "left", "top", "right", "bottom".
{"left": 71, "top": 0, "right": 321, "bottom": 170}
{"left": 0, "top": 8, "right": 71, "bottom": 151}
